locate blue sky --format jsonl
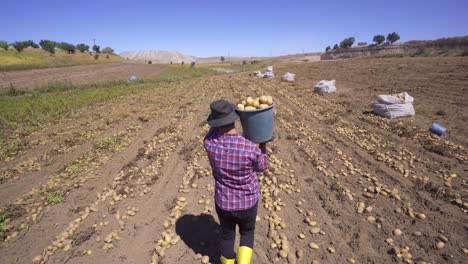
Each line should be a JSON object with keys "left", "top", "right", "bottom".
{"left": 2, "top": 0, "right": 468, "bottom": 57}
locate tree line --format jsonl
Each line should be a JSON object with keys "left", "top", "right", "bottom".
{"left": 325, "top": 32, "right": 400, "bottom": 52}
{"left": 0, "top": 40, "right": 115, "bottom": 56}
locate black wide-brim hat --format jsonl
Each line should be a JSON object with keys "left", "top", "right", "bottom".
{"left": 207, "top": 99, "right": 239, "bottom": 127}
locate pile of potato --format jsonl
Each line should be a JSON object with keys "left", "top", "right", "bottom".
{"left": 237, "top": 95, "right": 274, "bottom": 110}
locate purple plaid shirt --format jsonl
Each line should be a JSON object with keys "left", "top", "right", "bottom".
{"left": 204, "top": 127, "right": 268, "bottom": 211}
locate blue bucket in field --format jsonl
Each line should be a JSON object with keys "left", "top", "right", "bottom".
{"left": 236, "top": 104, "right": 274, "bottom": 143}
{"left": 430, "top": 122, "right": 447, "bottom": 136}
{"left": 128, "top": 75, "right": 138, "bottom": 82}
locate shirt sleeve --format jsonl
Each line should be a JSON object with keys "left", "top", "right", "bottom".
{"left": 252, "top": 145, "right": 268, "bottom": 172}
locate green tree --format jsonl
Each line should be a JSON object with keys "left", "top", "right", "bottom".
{"left": 26, "top": 40, "right": 39, "bottom": 48}
{"left": 76, "top": 43, "right": 90, "bottom": 53}
{"left": 333, "top": 44, "right": 339, "bottom": 50}
{"left": 373, "top": 35, "right": 385, "bottom": 45}
{"left": 339, "top": 37, "right": 355, "bottom": 49}
{"left": 325, "top": 46, "right": 331, "bottom": 52}
{"left": 387, "top": 32, "right": 400, "bottom": 44}
{"left": 102, "top": 47, "right": 114, "bottom": 54}
{"left": 57, "top": 42, "right": 76, "bottom": 54}
{"left": 39, "top": 40, "right": 56, "bottom": 55}
{"left": 0, "top": 41, "right": 8, "bottom": 51}
{"left": 220, "top": 56, "right": 225, "bottom": 63}
{"left": 92, "top": 44, "right": 101, "bottom": 53}
{"left": 12, "top": 41, "right": 29, "bottom": 52}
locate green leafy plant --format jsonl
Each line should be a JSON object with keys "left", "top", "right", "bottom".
{"left": 373, "top": 35, "right": 385, "bottom": 45}
{"left": 96, "top": 136, "right": 120, "bottom": 149}
{"left": 0, "top": 41, "right": 9, "bottom": 51}
{"left": 387, "top": 32, "right": 400, "bottom": 44}
{"left": 47, "top": 191, "right": 64, "bottom": 203}
{"left": 339, "top": 37, "right": 355, "bottom": 49}
{"left": 0, "top": 212, "right": 11, "bottom": 234}
{"left": 325, "top": 46, "right": 331, "bottom": 52}
{"left": 11, "top": 41, "right": 29, "bottom": 53}
{"left": 39, "top": 40, "right": 56, "bottom": 55}
{"left": 92, "top": 44, "right": 100, "bottom": 53}
{"left": 0, "top": 138, "right": 23, "bottom": 161}
{"left": 333, "top": 44, "right": 338, "bottom": 50}
{"left": 57, "top": 42, "right": 76, "bottom": 54}
{"left": 102, "top": 47, "right": 114, "bottom": 54}
{"left": 26, "top": 40, "right": 39, "bottom": 48}
{"left": 76, "top": 43, "right": 90, "bottom": 53}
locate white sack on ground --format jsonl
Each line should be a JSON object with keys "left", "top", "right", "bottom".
{"left": 266, "top": 66, "right": 273, "bottom": 72}
{"left": 375, "top": 92, "right": 414, "bottom": 104}
{"left": 371, "top": 92, "right": 415, "bottom": 119}
{"left": 314, "top": 80, "right": 336, "bottom": 93}
{"left": 281, "top": 72, "right": 295, "bottom": 82}
{"left": 263, "top": 71, "right": 275, "bottom": 78}
{"left": 371, "top": 102, "right": 415, "bottom": 119}
{"left": 253, "top": 71, "right": 262, "bottom": 77}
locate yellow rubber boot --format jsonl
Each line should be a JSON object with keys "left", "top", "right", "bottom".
{"left": 220, "top": 256, "right": 236, "bottom": 264}
{"left": 237, "top": 246, "right": 253, "bottom": 264}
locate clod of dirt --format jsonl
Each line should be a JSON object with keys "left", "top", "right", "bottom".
{"left": 436, "top": 110, "right": 447, "bottom": 116}
{"left": 71, "top": 227, "right": 96, "bottom": 246}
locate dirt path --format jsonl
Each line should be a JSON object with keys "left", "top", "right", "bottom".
{"left": 0, "top": 62, "right": 166, "bottom": 92}
{"left": 0, "top": 57, "right": 467, "bottom": 264}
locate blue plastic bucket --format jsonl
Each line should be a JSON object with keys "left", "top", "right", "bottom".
{"left": 236, "top": 104, "right": 274, "bottom": 143}
{"left": 430, "top": 122, "right": 447, "bottom": 136}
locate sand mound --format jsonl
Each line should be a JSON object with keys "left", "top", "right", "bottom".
{"left": 119, "top": 50, "right": 195, "bottom": 64}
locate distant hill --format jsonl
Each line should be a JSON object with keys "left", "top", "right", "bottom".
{"left": 0, "top": 48, "right": 124, "bottom": 71}
{"left": 120, "top": 50, "right": 195, "bottom": 64}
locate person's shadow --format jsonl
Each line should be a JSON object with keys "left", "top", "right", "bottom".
{"left": 176, "top": 214, "right": 221, "bottom": 263}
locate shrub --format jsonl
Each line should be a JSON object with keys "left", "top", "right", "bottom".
{"left": 220, "top": 56, "right": 225, "bottom": 63}
{"left": 11, "top": 41, "right": 29, "bottom": 52}
{"left": 148, "top": 60, "right": 152, "bottom": 64}
{"left": 333, "top": 44, "right": 339, "bottom": 50}
{"left": 325, "top": 46, "right": 331, "bottom": 52}
{"left": 39, "top": 40, "right": 56, "bottom": 55}
{"left": 57, "top": 42, "right": 76, "bottom": 54}
{"left": 387, "top": 32, "right": 400, "bottom": 44}
{"left": 76, "top": 43, "right": 90, "bottom": 53}
{"left": 414, "top": 47, "right": 431, "bottom": 57}
{"left": 461, "top": 50, "right": 468, "bottom": 57}
{"left": 106, "top": 54, "right": 109, "bottom": 59}
{"left": 0, "top": 41, "right": 8, "bottom": 51}
{"left": 373, "top": 35, "right": 385, "bottom": 45}
{"left": 102, "top": 47, "right": 114, "bottom": 54}
{"left": 439, "top": 46, "right": 450, "bottom": 55}
{"left": 94, "top": 54, "right": 99, "bottom": 60}
{"left": 357, "top": 42, "right": 367, "bottom": 46}
{"left": 92, "top": 44, "right": 100, "bottom": 53}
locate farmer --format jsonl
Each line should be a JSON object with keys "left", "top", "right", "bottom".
{"left": 204, "top": 99, "right": 268, "bottom": 264}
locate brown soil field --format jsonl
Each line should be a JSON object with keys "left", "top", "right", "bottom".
{"left": 0, "top": 57, "right": 467, "bottom": 264}
{"left": 0, "top": 62, "right": 165, "bottom": 92}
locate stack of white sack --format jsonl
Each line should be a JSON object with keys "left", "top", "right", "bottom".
{"left": 264, "top": 66, "right": 274, "bottom": 78}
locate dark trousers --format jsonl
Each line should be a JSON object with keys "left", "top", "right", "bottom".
{"left": 216, "top": 202, "right": 258, "bottom": 259}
